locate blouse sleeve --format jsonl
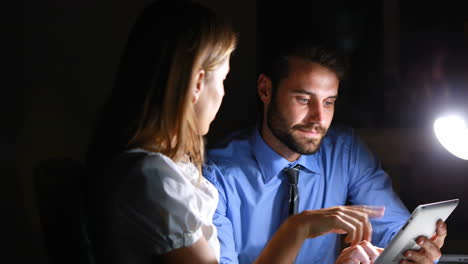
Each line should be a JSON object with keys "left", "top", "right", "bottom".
{"left": 113, "top": 152, "right": 203, "bottom": 255}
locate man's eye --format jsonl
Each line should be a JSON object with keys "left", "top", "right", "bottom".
{"left": 297, "top": 98, "right": 309, "bottom": 104}
{"left": 324, "top": 100, "right": 335, "bottom": 106}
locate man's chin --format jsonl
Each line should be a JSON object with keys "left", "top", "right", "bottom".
{"left": 297, "top": 145, "right": 320, "bottom": 155}
{"left": 290, "top": 137, "right": 322, "bottom": 155}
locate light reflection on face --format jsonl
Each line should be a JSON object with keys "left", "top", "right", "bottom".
{"left": 194, "top": 57, "right": 230, "bottom": 135}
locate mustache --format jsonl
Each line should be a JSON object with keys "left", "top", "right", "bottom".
{"left": 292, "top": 124, "right": 326, "bottom": 134}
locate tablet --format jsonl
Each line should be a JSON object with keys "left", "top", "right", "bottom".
{"left": 375, "top": 199, "right": 459, "bottom": 264}
{"left": 439, "top": 254, "right": 468, "bottom": 263}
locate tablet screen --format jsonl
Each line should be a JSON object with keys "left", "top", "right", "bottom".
{"left": 375, "top": 199, "right": 459, "bottom": 264}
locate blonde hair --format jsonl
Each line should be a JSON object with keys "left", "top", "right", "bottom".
{"left": 126, "top": 2, "right": 237, "bottom": 173}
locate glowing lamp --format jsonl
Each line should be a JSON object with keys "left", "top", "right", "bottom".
{"left": 433, "top": 115, "right": 468, "bottom": 160}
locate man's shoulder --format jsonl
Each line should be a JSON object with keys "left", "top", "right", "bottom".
{"left": 204, "top": 128, "right": 257, "bottom": 180}
{"left": 322, "top": 125, "right": 356, "bottom": 147}
{"left": 207, "top": 127, "right": 253, "bottom": 160}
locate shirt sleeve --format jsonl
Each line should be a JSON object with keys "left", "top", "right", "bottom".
{"left": 346, "top": 130, "right": 410, "bottom": 248}
{"left": 114, "top": 153, "right": 203, "bottom": 255}
{"left": 203, "top": 160, "right": 239, "bottom": 264}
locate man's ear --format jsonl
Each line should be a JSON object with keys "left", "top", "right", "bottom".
{"left": 193, "top": 69, "right": 205, "bottom": 103}
{"left": 257, "top": 73, "right": 273, "bottom": 104}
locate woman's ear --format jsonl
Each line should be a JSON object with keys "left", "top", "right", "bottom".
{"left": 193, "top": 69, "right": 205, "bottom": 103}
{"left": 257, "top": 73, "right": 273, "bottom": 104}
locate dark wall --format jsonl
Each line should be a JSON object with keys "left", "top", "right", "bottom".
{"left": 20, "top": 1, "right": 146, "bottom": 262}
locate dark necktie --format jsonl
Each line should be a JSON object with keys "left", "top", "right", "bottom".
{"left": 284, "top": 165, "right": 300, "bottom": 216}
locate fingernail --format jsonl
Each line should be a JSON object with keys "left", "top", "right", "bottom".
{"left": 419, "top": 239, "right": 424, "bottom": 245}
{"left": 406, "top": 252, "right": 412, "bottom": 257}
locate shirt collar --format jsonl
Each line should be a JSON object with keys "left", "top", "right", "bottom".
{"left": 250, "top": 127, "right": 322, "bottom": 183}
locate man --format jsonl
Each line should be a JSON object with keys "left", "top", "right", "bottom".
{"left": 203, "top": 44, "right": 447, "bottom": 263}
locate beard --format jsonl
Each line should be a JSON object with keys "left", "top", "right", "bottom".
{"left": 266, "top": 96, "right": 328, "bottom": 155}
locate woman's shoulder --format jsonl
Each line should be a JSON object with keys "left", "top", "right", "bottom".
{"left": 115, "top": 148, "right": 180, "bottom": 179}
{"left": 127, "top": 147, "right": 173, "bottom": 166}
{"left": 108, "top": 149, "right": 198, "bottom": 206}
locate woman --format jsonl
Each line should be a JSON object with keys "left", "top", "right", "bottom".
{"left": 85, "top": 1, "right": 237, "bottom": 263}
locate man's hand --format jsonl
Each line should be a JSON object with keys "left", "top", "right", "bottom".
{"left": 335, "top": 240, "right": 384, "bottom": 264}
{"left": 298, "top": 205, "right": 385, "bottom": 246}
{"left": 400, "top": 220, "right": 447, "bottom": 264}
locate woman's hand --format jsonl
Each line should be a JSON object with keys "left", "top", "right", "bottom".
{"left": 255, "top": 205, "right": 384, "bottom": 264}
{"left": 297, "top": 205, "right": 385, "bottom": 246}
{"left": 335, "top": 241, "right": 384, "bottom": 264}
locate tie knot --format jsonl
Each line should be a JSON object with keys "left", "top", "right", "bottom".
{"left": 284, "top": 165, "right": 300, "bottom": 185}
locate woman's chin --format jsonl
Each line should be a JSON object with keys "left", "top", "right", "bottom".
{"left": 197, "top": 125, "right": 210, "bottom": 136}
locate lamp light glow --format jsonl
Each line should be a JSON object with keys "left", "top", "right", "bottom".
{"left": 433, "top": 115, "right": 468, "bottom": 160}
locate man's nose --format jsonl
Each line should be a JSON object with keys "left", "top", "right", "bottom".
{"left": 305, "top": 101, "right": 323, "bottom": 124}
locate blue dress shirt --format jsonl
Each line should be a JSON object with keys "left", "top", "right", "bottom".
{"left": 203, "top": 126, "right": 410, "bottom": 264}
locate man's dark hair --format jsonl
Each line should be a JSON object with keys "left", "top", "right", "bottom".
{"left": 261, "top": 42, "right": 347, "bottom": 95}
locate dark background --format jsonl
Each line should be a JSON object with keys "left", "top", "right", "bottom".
{"left": 11, "top": 0, "right": 467, "bottom": 262}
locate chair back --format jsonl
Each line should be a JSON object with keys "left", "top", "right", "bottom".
{"left": 34, "top": 158, "right": 95, "bottom": 264}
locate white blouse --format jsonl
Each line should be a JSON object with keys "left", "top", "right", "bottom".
{"left": 116, "top": 149, "right": 220, "bottom": 260}
{"left": 172, "top": 155, "right": 221, "bottom": 260}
